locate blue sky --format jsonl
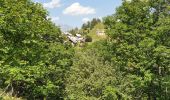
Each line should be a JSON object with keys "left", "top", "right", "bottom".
{"left": 33, "top": 0, "right": 122, "bottom": 28}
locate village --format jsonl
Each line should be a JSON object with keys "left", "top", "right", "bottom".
{"left": 62, "top": 28, "right": 105, "bottom": 46}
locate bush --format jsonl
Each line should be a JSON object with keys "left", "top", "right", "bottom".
{"left": 85, "top": 35, "right": 92, "bottom": 42}
{"left": 65, "top": 42, "right": 125, "bottom": 99}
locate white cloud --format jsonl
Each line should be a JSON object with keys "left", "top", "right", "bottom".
{"left": 43, "top": 0, "right": 61, "bottom": 9}
{"left": 63, "top": 2, "right": 96, "bottom": 16}
{"left": 82, "top": 18, "right": 90, "bottom": 23}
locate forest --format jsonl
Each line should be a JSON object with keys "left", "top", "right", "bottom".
{"left": 0, "top": 0, "right": 170, "bottom": 100}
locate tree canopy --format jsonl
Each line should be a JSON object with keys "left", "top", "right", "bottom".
{"left": 0, "top": 0, "right": 73, "bottom": 99}
{"left": 104, "top": 0, "right": 170, "bottom": 99}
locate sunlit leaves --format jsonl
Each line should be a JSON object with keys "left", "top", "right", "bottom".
{"left": 104, "top": 0, "right": 170, "bottom": 99}
{"left": 0, "top": 0, "right": 73, "bottom": 99}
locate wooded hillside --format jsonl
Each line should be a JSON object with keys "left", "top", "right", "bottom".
{"left": 0, "top": 0, "right": 170, "bottom": 100}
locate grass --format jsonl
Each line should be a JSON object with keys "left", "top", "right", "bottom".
{"left": 88, "top": 23, "right": 106, "bottom": 43}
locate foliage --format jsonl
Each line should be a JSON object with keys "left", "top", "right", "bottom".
{"left": 0, "top": 0, "right": 73, "bottom": 99}
{"left": 66, "top": 40, "right": 150, "bottom": 100}
{"left": 85, "top": 35, "right": 92, "bottom": 42}
{"left": 68, "top": 27, "right": 79, "bottom": 36}
{"left": 88, "top": 23, "right": 106, "bottom": 43}
{"left": 104, "top": 0, "right": 170, "bottom": 99}
{"left": 82, "top": 18, "right": 101, "bottom": 30}
{"left": 0, "top": 0, "right": 170, "bottom": 100}
{"left": 65, "top": 41, "right": 116, "bottom": 100}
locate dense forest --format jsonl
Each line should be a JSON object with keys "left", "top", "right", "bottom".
{"left": 0, "top": 0, "right": 170, "bottom": 100}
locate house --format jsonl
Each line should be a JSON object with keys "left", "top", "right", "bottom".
{"left": 64, "top": 32, "right": 85, "bottom": 46}
{"left": 68, "top": 36, "right": 78, "bottom": 44}
{"left": 76, "top": 34, "right": 81, "bottom": 38}
{"left": 96, "top": 29, "right": 105, "bottom": 36}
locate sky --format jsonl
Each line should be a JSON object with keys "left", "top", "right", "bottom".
{"left": 33, "top": 0, "right": 122, "bottom": 28}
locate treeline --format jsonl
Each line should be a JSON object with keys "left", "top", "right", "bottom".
{"left": 82, "top": 18, "right": 101, "bottom": 30}
{"left": 0, "top": 0, "right": 170, "bottom": 100}
{"left": 69, "top": 18, "right": 101, "bottom": 36}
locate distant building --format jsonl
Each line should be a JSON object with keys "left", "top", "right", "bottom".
{"left": 76, "top": 34, "right": 81, "bottom": 38}
{"left": 63, "top": 32, "right": 72, "bottom": 36}
{"left": 96, "top": 29, "right": 105, "bottom": 36}
{"left": 63, "top": 32, "right": 85, "bottom": 46}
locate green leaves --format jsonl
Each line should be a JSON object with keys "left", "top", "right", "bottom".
{"left": 65, "top": 43, "right": 117, "bottom": 99}
{"left": 139, "top": 38, "right": 155, "bottom": 50}
{"left": 0, "top": 0, "right": 73, "bottom": 99}
{"left": 104, "top": 0, "right": 170, "bottom": 99}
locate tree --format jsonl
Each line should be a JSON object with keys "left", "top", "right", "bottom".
{"left": 104, "top": 0, "right": 170, "bottom": 99}
{"left": 81, "top": 18, "right": 101, "bottom": 30}
{"left": 65, "top": 41, "right": 119, "bottom": 99}
{"left": 90, "top": 18, "right": 101, "bottom": 29}
{"left": 69, "top": 27, "right": 79, "bottom": 36}
{"left": 85, "top": 35, "right": 92, "bottom": 42}
{"left": 0, "top": 0, "right": 73, "bottom": 99}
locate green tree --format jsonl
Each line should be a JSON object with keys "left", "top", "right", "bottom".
{"left": 0, "top": 0, "right": 73, "bottom": 99}
{"left": 65, "top": 40, "right": 141, "bottom": 99}
{"left": 90, "top": 18, "right": 101, "bottom": 29}
{"left": 81, "top": 18, "right": 101, "bottom": 31}
{"left": 104, "top": 0, "right": 170, "bottom": 99}
{"left": 85, "top": 35, "right": 92, "bottom": 42}
{"left": 65, "top": 41, "right": 117, "bottom": 100}
{"left": 69, "top": 27, "right": 79, "bottom": 36}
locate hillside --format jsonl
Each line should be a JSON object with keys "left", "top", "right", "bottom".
{"left": 1, "top": 0, "right": 170, "bottom": 100}
{"left": 88, "top": 23, "right": 106, "bottom": 43}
